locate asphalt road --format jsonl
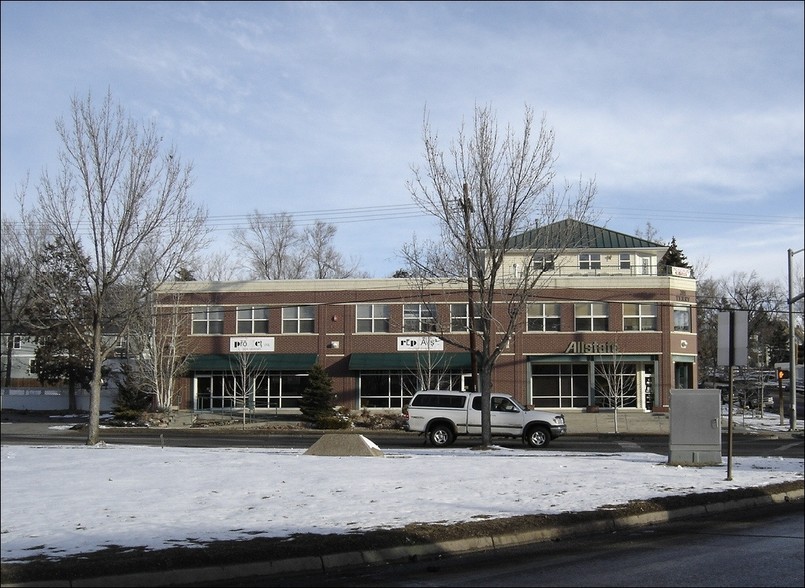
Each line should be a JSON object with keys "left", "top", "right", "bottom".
{"left": 191, "top": 501, "right": 805, "bottom": 587}
{"left": 2, "top": 418, "right": 803, "bottom": 459}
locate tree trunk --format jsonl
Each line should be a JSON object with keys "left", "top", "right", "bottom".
{"left": 3, "top": 334, "right": 14, "bottom": 387}
{"left": 479, "top": 360, "right": 494, "bottom": 447}
{"left": 86, "top": 323, "right": 104, "bottom": 445}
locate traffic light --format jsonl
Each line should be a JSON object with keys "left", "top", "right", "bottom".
{"left": 777, "top": 369, "right": 785, "bottom": 381}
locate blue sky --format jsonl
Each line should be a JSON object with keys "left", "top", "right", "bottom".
{"left": 2, "top": 1, "right": 803, "bottom": 282}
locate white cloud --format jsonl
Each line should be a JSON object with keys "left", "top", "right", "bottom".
{"left": 2, "top": 1, "right": 801, "bottom": 281}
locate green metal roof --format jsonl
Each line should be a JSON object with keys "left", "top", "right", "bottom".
{"left": 508, "top": 219, "right": 664, "bottom": 250}
{"left": 187, "top": 354, "right": 318, "bottom": 372}
{"left": 349, "top": 352, "right": 471, "bottom": 370}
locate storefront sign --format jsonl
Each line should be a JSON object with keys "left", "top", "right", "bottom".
{"left": 397, "top": 336, "right": 444, "bottom": 351}
{"left": 564, "top": 341, "right": 619, "bottom": 354}
{"left": 229, "top": 337, "right": 275, "bottom": 352}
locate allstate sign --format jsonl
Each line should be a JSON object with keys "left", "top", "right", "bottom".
{"left": 397, "top": 336, "right": 444, "bottom": 351}
{"left": 229, "top": 337, "right": 275, "bottom": 352}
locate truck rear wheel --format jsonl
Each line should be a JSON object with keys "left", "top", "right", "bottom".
{"left": 525, "top": 426, "right": 550, "bottom": 448}
{"left": 429, "top": 424, "right": 455, "bottom": 447}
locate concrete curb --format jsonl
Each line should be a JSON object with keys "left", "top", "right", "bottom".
{"left": 4, "top": 487, "right": 802, "bottom": 588}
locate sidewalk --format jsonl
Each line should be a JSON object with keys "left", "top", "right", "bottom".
{"left": 562, "top": 409, "right": 670, "bottom": 435}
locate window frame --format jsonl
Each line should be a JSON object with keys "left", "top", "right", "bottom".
{"left": 579, "top": 253, "right": 601, "bottom": 270}
{"left": 236, "top": 306, "right": 269, "bottom": 334}
{"left": 282, "top": 305, "right": 316, "bottom": 334}
{"left": 574, "top": 302, "right": 609, "bottom": 332}
{"left": 673, "top": 305, "right": 692, "bottom": 332}
{"left": 449, "top": 302, "right": 482, "bottom": 333}
{"left": 622, "top": 303, "right": 657, "bottom": 331}
{"left": 532, "top": 253, "right": 555, "bottom": 272}
{"left": 192, "top": 306, "right": 225, "bottom": 335}
{"left": 526, "top": 302, "right": 561, "bottom": 332}
{"left": 403, "top": 303, "right": 438, "bottom": 333}
{"left": 356, "top": 303, "right": 390, "bottom": 333}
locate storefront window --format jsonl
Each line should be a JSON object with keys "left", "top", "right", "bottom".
{"left": 530, "top": 363, "right": 589, "bottom": 408}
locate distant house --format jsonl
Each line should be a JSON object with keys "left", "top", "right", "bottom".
{"left": 0, "top": 332, "right": 127, "bottom": 412}
{"left": 154, "top": 221, "right": 697, "bottom": 415}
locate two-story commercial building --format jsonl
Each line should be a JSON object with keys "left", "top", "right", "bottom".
{"left": 154, "top": 221, "right": 697, "bottom": 415}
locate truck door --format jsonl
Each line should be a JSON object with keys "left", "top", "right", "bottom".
{"left": 468, "top": 395, "right": 523, "bottom": 436}
{"left": 490, "top": 395, "right": 523, "bottom": 436}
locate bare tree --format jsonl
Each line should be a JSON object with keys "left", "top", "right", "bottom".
{"left": 128, "top": 291, "right": 195, "bottom": 412}
{"left": 304, "top": 220, "right": 362, "bottom": 278}
{"left": 696, "top": 276, "right": 722, "bottom": 382}
{"left": 593, "top": 340, "right": 633, "bottom": 433}
{"left": 232, "top": 211, "right": 305, "bottom": 279}
{"left": 403, "top": 104, "right": 597, "bottom": 447}
{"left": 232, "top": 211, "right": 363, "bottom": 279}
{"left": 192, "top": 249, "right": 244, "bottom": 281}
{"left": 1, "top": 185, "right": 49, "bottom": 387}
{"left": 633, "top": 221, "right": 663, "bottom": 243}
{"left": 26, "top": 90, "right": 208, "bottom": 444}
{"left": 721, "top": 271, "right": 786, "bottom": 366}
{"left": 229, "top": 351, "right": 260, "bottom": 429}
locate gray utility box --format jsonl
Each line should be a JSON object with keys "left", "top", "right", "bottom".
{"left": 668, "top": 389, "right": 722, "bottom": 466}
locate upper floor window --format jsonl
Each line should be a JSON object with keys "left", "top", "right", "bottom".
{"left": 237, "top": 306, "right": 269, "bottom": 334}
{"left": 356, "top": 304, "right": 390, "bottom": 333}
{"left": 619, "top": 253, "right": 631, "bottom": 270}
{"left": 527, "top": 302, "right": 561, "bottom": 332}
{"left": 579, "top": 253, "right": 601, "bottom": 270}
{"left": 623, "top": 303, "right": 657, "bottom": 331}
{"left": 192, "top": 306, "right": 224, "bottom": 335}
{"left": 532, "top": 254, "right": 555, "bottom": 272}
{"left": 673, "top": 305, "right": 692, "bottom": 332}
{"left": 450, "top": 303, "right": 482, "bottom": 333}
{"left": 403, "top": 303, "right": 437, "bottom": 333}
{"left": 574, "top": 302, "right": 608, "bottom": 331}
{"left": 282, "top": 306, "right": 315, "bottom": 333}
{"left": 13, "top": 335, "right": 21, "bottom": 350}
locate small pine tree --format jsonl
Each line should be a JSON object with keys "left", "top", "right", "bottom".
{"left": 299, "top": 364, "right": 339, "bottom": 425}
{"left": 660, "top": 237, "right": 692, "bottom": 274}
{"left": 112, "top": 364, "right": 153, "bottom": 422}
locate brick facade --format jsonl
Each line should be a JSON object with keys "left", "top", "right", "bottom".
{"left": 155, "top": 273, "right": 697, "bottom": 415}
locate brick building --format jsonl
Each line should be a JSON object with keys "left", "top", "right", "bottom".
{"left": 154, "top": 221, "right": 697, "bottom": 415}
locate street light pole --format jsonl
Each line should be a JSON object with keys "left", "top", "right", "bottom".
{"left": 788, "top": 248, "right": 804, "bottom": 431}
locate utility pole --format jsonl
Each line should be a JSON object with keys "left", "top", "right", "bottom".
{"left": 462, "top": 183, "right": 478, "bottom": 393}
{"left": 788, "top": 248, "right": 803, "bottom": 431}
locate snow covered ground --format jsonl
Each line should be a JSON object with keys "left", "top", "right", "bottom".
{"left": 2, "top": 410, "right": 802, "bottom": 564}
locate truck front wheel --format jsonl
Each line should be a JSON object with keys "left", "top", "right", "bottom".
{"left": 429, "top": 424, "right": 455, "bottom": 447}
{"left": 525, "top": 426, "right": 550, "bottom": 448}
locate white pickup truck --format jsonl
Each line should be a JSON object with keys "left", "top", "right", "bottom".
{"left": 403, "top": 390, "right": 566, "bottom": 448}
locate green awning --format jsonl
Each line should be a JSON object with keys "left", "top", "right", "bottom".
{"left": 349, "top": 352, "right": 471, "bottom": 370}
{"left": 187, "top": 354, "right": 318, "bottom": 372}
